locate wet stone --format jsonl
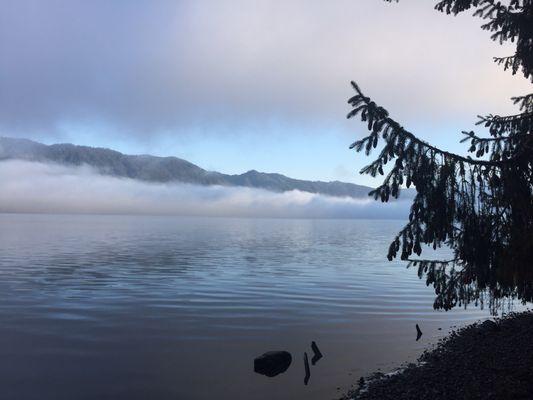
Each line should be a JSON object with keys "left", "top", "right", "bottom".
{"left": 254, "top": 351, "right": 292, "bottom": 377}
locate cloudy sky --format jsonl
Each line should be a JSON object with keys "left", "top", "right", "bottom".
{"left": 0, "top": 0, "right": 529, "bottom": 186}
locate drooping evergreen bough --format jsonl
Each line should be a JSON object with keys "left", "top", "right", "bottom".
{"left": 348, "top": 0, "right": 532, "bottom": 312}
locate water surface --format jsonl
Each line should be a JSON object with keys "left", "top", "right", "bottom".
{"left": 0, "top": 214, "right": 490, "bottom": 399}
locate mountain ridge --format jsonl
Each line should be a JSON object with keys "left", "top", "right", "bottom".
{"left": 0, "top": 136, "right": 375, "bottom": 199}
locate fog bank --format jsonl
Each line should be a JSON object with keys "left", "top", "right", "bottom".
{"left": 0, "top": 160, "right": 410, "bottom": 219}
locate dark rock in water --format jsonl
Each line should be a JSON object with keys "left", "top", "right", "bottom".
{"left": 304, "top": 352, "right": 311, "bottom": 385}
{"left": 311, "top": 341, "right": 323, "bottom": 365}
{"left": 254, "top": 351, "right": 292, "bottom": 377}
{"left": 416, "top": 324, "right": 423, "bottom": 341}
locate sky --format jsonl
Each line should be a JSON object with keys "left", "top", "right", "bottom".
{"left": 0, "top": 0, "right": 530, "bottom": 187}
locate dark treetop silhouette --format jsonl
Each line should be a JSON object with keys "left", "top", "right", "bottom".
{"left": 348, "top": 0, "right": 532, "bottom": 312}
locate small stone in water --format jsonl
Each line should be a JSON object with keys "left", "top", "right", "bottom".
{"left": 253, "top": 351, "right": 292, "bottom": 377}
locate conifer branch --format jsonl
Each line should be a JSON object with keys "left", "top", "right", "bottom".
{"left": 350, "top": 0, "right": 532, "bottom": 313}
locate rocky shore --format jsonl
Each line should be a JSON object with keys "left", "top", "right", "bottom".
{"left": 341, "top": 311, "right": 533, "bottom": 400}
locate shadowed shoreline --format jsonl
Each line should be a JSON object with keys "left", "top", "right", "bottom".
{"left": 341, "top": 311, "right": 533, "bottom": 400}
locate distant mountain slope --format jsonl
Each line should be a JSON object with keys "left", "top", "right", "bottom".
{"left": 0, "top": 137, "right": 375, "bottom": 198}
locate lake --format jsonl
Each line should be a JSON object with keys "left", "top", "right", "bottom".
{"left": 0, "top": 214, "right": 491, "bottom": 400}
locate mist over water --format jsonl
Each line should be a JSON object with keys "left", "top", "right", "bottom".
{"left": 0, "top": 214, "right": 491, "bottom": 400}
{"left": 0, "top": 160, "right": 410, "bottom": 218}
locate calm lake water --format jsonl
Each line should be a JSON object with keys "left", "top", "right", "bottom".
{"left": 0, "top": 214, "right": 491, "bottom": 400}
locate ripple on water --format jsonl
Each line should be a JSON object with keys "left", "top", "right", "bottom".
{"left": 0, "top": 214, "right": 497, "bottom": 400}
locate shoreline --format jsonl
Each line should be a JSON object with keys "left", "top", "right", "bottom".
{"left": 341, "top": 311, "right": 533, "bottom": 400}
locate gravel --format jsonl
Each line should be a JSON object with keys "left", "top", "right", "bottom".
{"left": 341, "top": 311, "right": 533, "bottom": 400}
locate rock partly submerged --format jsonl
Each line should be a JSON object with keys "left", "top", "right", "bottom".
{"left": 341, "top": 311, "right": 533, "bottom": 400}
{"left": 254, "top": 351, "right": 292, "bottom": 377}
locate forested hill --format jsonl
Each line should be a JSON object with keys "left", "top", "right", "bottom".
{"left": 0, "top": 137, "right": 377, "bottom": 199}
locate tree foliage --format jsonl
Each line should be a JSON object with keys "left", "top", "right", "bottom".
{"left": 348, "top": 0, "right": 533, "bottom": 312}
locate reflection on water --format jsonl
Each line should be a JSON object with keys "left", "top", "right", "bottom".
{"left": 0, "top": 214, "right": 492, "bottom": 400}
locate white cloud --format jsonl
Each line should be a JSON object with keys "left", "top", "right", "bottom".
{"left": 0, "top": 160, "right": 410, "bottom": 219}
{"left": 0, "top": 0, "right": 529, "bottom": 137}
